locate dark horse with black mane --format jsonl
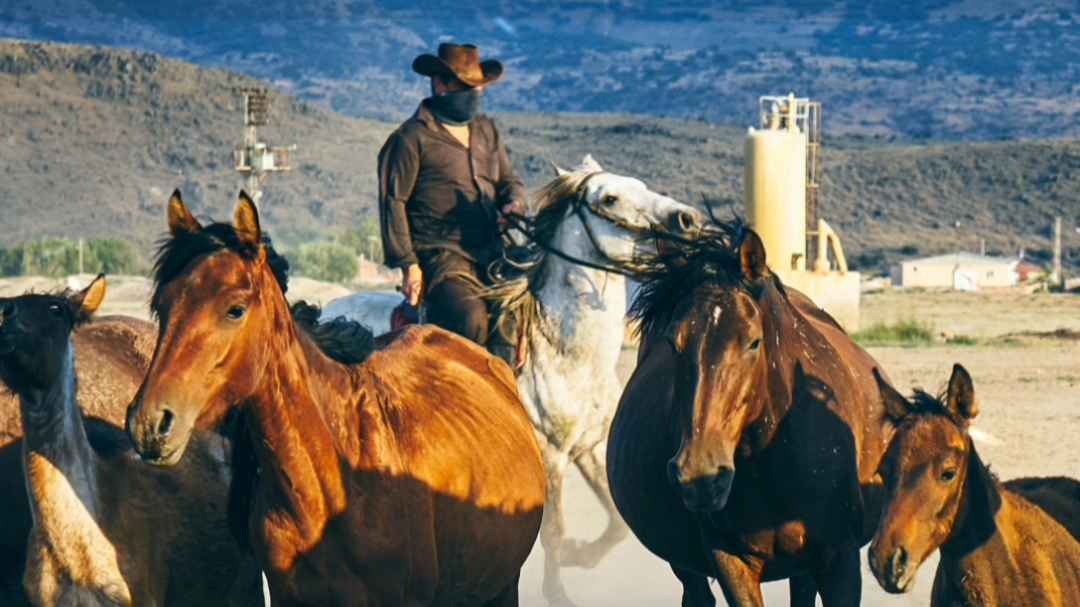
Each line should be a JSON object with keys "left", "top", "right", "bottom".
{"left": 608, "top": 220, "right": 892, "bottom": 606}
{"left": 126, "top": 191, "right": 545, "bottom": 606}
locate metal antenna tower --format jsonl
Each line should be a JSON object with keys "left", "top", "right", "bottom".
{"left": 233, "top": 88, "right": 295, "bottom": 207}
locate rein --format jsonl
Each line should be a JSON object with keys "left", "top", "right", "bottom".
{"left": 501, "top": 172, "right": 649, "bottom": 277}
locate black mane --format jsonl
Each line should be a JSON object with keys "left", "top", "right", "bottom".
{"left": 629, "top": 216, "right": 761, "bottom": 338}
{"left": 151, "top": 220, "right": 373, "bottom": 366}
{"left": 152, "top": 222, "right": 289, "bottom": 311}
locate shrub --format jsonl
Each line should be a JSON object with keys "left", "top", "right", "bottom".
{"left": 286, "top": 241, "right": 359, "bottom": 283}
{"left": 853, "top": 318, "right": 935, "bottom": 347}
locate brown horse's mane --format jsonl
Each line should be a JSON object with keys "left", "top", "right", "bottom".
{"left": 151, "top": 221, "right": 374, "bottom": 366}
{"left": 629, "top": 216, "right": 786, "bottom": 339}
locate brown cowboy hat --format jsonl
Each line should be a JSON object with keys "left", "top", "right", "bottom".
{"left": 412, "top": 43, "right": 504, "bottom": 88}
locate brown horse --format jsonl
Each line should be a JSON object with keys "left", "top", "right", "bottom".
{"left": 608, "top": 221, "right": 892, "bottom": 607}
{"left": 126, "top": 192, "right": 545, "bottom": 607}
{"left": 869, "top": 364, "right": 1080, "bottom": 605}
{"left": 0, "top": 276, "right": 264, "bottom": 606}
{"left": 0, "top": 303, "right": 157, "bottom": 606}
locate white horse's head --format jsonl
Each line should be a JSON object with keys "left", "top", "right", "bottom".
{"left": 533, "top": 155, "right": 704, "bottom": 270}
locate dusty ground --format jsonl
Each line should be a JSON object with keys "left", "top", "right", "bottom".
{"left": 2, "top": 276, "right": 1077, "bottom": 606}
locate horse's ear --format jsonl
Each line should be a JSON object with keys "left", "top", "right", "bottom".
{"left": 739, "top": 229, "right": 769, "bottom": 281}
{"left": 874, "top": 368, "right": 912, "bottom": 423}
{"left": 69, "top": 273, "right": 106, "bottom": 323}
{"left": 234, "top": 191, "right": 261, "bottom": 248}
{"left": 946, "top": 363, "right": 978, "bottom": 423}
{"left": 582, "top": 154, "right": 603, "bottom": 171}
{"left": 167, "top": 189, "right": 201, "bottom": 237}
{"left": 550, "top": 161, "right": 569, "bottom": 177}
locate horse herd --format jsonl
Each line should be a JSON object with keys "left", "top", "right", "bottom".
{"left": 0, "top": 157, "right": 1077, "bottom": 607}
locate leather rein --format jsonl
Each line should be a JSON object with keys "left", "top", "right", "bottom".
{"left": 500, "top": 172, "right": 651, "bottom": 277}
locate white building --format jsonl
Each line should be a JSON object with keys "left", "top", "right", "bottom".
{"left": 890, "top": 252, "right": 1019, "bottom": 290}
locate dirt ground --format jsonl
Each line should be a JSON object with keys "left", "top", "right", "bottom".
{"left": 2, "top": 276, "right": 1077, "bottom": 606}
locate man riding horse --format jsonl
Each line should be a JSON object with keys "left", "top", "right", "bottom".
{"left": 378, "top": 42, "right": 525, "bottom": 363}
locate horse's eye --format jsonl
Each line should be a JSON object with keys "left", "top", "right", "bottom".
{"left": 940, "top": 469, "right": 958, "bottom": 482}
{"left": 602, "top": 195, "right": 618, "bottom": 206}
{"left": 747, "top": 338, "right": 761, "bottom": 352}
{"left": 48, "top": 304, "right": 64, "bottom": 317}
{"left": 226, "top": 306, "right": 246, "bottom": 320}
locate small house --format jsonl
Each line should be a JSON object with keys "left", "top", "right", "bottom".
{"left": 889, "top": 253, "right": 1018, "bottom": 290}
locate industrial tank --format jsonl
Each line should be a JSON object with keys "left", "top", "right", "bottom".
{"left": 744, "top": 103, "right": 808, "bottom": 271}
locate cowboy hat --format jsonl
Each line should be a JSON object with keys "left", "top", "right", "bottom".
{"left": 412, "top": 43, "right": 504, "bottom": 88}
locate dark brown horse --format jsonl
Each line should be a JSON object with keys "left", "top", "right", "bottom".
{"left": 126, "top": 191, "right": 546, "bottom": 607}
{"left": 608, "top": 222, "right": 892, "bottom": 607}
{"left": 870, "top": 364, "right": 1080, "bottom": 605}
{"left": 0, "top": 301, "right": 157, "bottom": 606}
{"left": 0, "top": 276, "right": 263, "bottom": 606}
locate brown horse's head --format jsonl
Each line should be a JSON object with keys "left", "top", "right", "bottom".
{"left": 631, "top": 222, "right": 772, "bottom": 512}
{"left": 868, "top": 364, "right": 979, "bottom": 594}
{"left": 127, "top": 191, "right": 289, "bottom": 465}
{"left": 0, "top": 275, "right": 105, "bottom": 393}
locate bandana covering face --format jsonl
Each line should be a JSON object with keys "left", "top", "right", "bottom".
{"left": 427, "top": 88, "right": 483, "bottom": 126}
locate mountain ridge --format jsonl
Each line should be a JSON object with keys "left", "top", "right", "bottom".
{"left": 0, "top": 39, "right": 1077, "bottom": 273}
{"left": 4, "top": 1, "right": 1080, "bottom": 140}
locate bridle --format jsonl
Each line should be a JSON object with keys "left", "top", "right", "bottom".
{"left": 500, "top": 171, "right": 654, "bottom": 277}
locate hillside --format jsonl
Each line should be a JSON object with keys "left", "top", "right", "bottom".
{"left": 0, "top": 40, "right": 1077, "bottom": 273}
{"left": 3, "top": 1, "right": 1080, "bottom": 139}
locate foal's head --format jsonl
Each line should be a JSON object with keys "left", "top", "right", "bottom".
{"left": 631, "top": 223, "right": 773, "bottom": 512}
{"left": 869, "top": 364, "right": 980, "bottom": 594}
{"left": 0, "top": 276, "right": 105, "bottom": 394}
{"left": 127, "top": 191, "right": 290, "bottom": 466}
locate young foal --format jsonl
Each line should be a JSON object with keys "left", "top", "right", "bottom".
{"left": 0, "top": 276, "right": 263, "bottom": 607}
{"left": 1, "top": 312, "right": 156, "bottom": 607}
{"left": 870, "top": 364, "right": 1080, "bottom": 605}
{"left": 126, "top": 192, "right": 545, "bottom": 607}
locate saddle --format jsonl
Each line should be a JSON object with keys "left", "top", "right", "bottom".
{"left": 390, "top": 240, "right": 537, "bottom": 369}
{"left": 389, "top": 300, "right": 422, "bottom": 332}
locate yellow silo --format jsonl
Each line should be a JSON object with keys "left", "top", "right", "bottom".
{"left": 744, "top": 96, "right": 807, "bottom": 271}
{"left": 741, "top": 94, "right": 862, "bottom": 331}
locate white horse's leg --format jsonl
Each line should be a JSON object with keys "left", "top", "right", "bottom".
{"left": 539, "top": 442, "right": 576, "bottom": 607}
{"left": 561, "top": 442, "right": 630, "bottom": 568}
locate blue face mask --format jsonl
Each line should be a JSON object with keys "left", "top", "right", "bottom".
{"left": 427, "top": 87, "right": 483, "bottom": 126}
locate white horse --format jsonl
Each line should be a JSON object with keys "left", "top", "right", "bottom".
{"left": 321, "top": 156, "right": 703, "bottom": 606}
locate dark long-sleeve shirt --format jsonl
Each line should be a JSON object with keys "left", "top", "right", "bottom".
{"left": 378, "top": 101, "right": 526, "bottom": 269}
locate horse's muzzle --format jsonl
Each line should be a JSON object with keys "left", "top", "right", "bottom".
{"left": 668, "top": 460, "right": 735, "bottom": 512}
{"left": 870, "top": 544, "right": 917, "bottom": 594}
{"left": 127, "top": 403, "right": 185, "bottom": 466}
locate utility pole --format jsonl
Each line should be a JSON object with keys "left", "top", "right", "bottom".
{"left": 233, "top": 88, "right": 295, "bottom": 208}
{"left": 1052, "top": 217, "right": 1063, "bottom": 288}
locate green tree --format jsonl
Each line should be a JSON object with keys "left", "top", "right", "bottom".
{"left": 287, "top": 241, "right": 359, "bottom": 283}
{"left": 86, "top": 238, "right": 148, "bottom": 275}
{"left": 332, "top": 217, "right": 383, "bottom": 264}
{"left": 0, "top": 248, "right": 22, "bottom": 277}
{"left": 20, "top": 238, "right": 80, "bottom": 277}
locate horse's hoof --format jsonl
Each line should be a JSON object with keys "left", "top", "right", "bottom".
{"left": 544, "top": 592, "right": 579, "bottom": 607}
{"left": 559, "top": 539, "right": 605, "bottom": 569}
